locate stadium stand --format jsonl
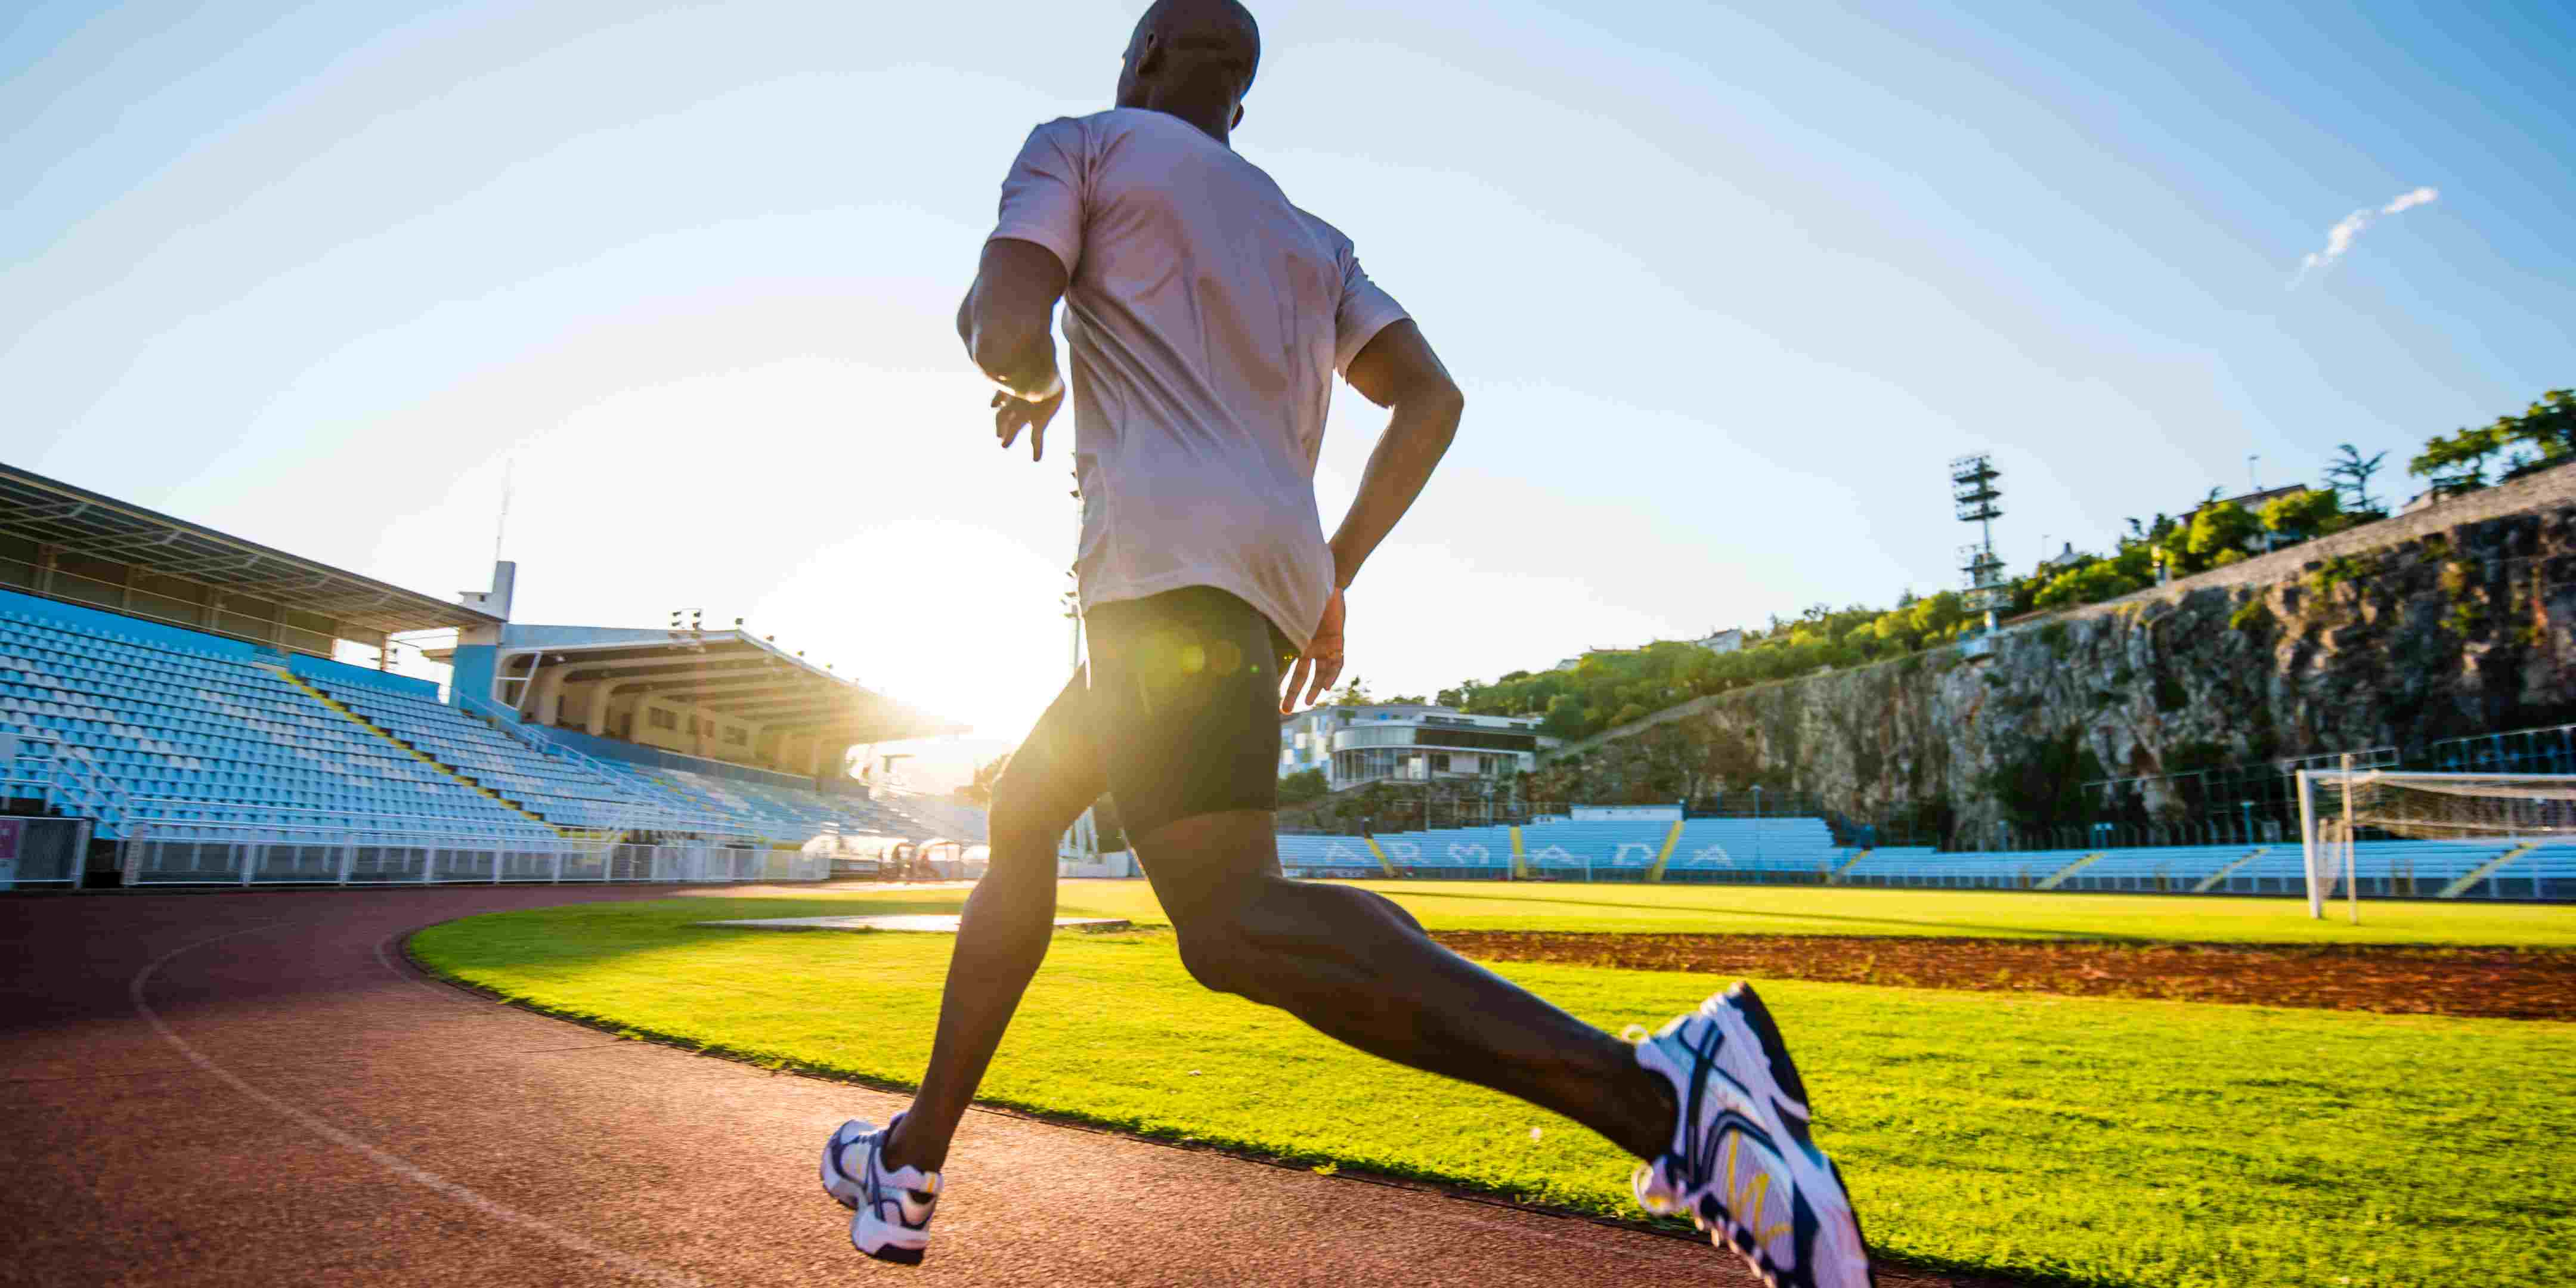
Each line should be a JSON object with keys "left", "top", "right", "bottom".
{"left": 1, "top": 599, "right": 549, "bottom": 843}
{"left": 1516, "top": 820, "right": 1673, "bottom": 875}
{"left": 1277, "top": 815, "right": 2571, "bottom": 901}
{"left": 1662, "top": 816, "right": 1842, "bottom": 878}
{"left": 1275, "top": 833, "right": 1385, "bottom": 872}
{"left": 295, "top": 665, "right": 649, "bottom": 833}
{"left": 0, "top": 461, "right": 966, "bottom": 886}
{"left": 1368, "top": 825, "right": 1515, "bottom": 873}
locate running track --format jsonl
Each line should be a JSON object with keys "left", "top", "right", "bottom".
{"left": 0, "top": 887, "right": 1986, "bottom": 1286}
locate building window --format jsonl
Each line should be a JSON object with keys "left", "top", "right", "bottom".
{"left": 646, "top": 708, "right": 676, "bottom": 731}
{"left": 723, "top": 727, "right": 747, "bottom": 746}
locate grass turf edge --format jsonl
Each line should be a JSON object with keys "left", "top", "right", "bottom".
{"left": 398, "top": 923, "right": 2067, "bottom": 1287}
{"left": 395, "top": 928, "right": 1701, "bottom": 1234}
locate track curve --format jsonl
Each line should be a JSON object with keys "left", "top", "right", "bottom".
{"left": 0, "top": 887, "right": 1983, "bottom": 1286}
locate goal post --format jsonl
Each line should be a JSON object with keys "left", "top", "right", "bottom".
{"left": 2296, "top": 766, "right": 2576, "bottom": 918}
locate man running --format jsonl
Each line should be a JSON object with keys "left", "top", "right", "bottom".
{"left": 821, "top": 4, "right": 1871, "bottom": 1283}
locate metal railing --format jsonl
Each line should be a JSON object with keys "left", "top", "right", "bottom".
{"left": 118, "top": 816, "right": 826, "bottom": 887}
{"left": 3, "top": 730, "right": 140, "bottom": 839}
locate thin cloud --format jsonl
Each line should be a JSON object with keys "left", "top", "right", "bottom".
{"left": 2381, "top": 186, "right": 2438, "bottom": 215}
{"left": 2290, "top": 187, "right": 2440, "bottom": 286}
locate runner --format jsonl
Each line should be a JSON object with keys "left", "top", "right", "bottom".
{"left": 821, "top": 4, "right": 1872, "bottom": 1283}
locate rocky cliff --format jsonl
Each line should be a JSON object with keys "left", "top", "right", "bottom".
{"left": 1535, "top": 462, "right": 2576, "bottom": 842}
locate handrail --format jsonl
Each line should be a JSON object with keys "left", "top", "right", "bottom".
{"left": 126, "top": 795, "right": 559, "bottom": 829}
{"left": 450, "top": 694, "right": 760, "bottom": 841}
{"left": 10, "top": 732, "right": 140, "bottom": 837}
{"left": 131, "top": 817, "right": 609, "bottom": 847}
{"left": 456, "top": 695, "right": 649, "bottom": 798}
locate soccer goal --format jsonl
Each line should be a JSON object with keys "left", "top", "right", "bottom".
{"left": 2295, "top": 761, "right": 2576, "bottom": 919}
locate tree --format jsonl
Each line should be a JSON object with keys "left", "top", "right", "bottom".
{"left": 2258, "top": 487, "right": 2347, "bottom": 544}
{"left": 1331, "top": 676, "right": 1375, "bottom": 706}
{"left": 2491, "top": 388, "right": 2575, "bottom": 481}
{"left": 2324, "top": 444, "right": 2388, "bottom": 515}
{"left": 2032, "top": 556, "right": 2149, "bottom": 609}
{"left": 1538, "top": 693, "right": 1587, "bottom": 739}
{"left": 2411, "top": 424, "right": 2504, "bottom": 497}
{"left": 2184, "top": 500, "right": 2259, "bottom": 568}
{"left": 1278, "top": 767, "right": 1327, "bottom": 805}
{"left": 956, "top": 753, "right": 1010, "bottom": 806}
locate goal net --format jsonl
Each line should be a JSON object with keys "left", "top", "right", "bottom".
{"left": 2296, "top": 768, "right": 2576, "bottom": 918}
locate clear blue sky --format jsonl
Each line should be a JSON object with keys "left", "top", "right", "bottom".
{"left": 7, "top": 1, "right": 2571, "bottom": 776}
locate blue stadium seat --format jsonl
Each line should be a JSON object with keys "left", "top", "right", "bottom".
{"left": 0, "top": 605, "right": 546, "bottom": 844}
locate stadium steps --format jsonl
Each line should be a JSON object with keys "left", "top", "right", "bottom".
{"left": 1825, "top": 849, "right": 1871, "bottom": 884}
{"left": 2190, "top": 847, "right": 2269, "bottom": 892}
{"left": 2035, "top": 851, "right": 2107, "bottom": 890}
{"left": 1360, "top": 835, "right": 1397, "bottom": 877}
{"left": 2438, "top": 841, "right": 2540, "bottom": 898}
{"left": 268, "top": 667, "right": 562, "bottom": 837}
{"left": 1644, "top": 819, "right": 1686, "bottom": 882}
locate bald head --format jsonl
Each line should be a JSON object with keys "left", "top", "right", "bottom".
{"left": 1116, "top": 0, "right": 1261, "bottom": 142}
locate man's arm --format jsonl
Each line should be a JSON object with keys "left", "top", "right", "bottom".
{"left": 1330, "top": 319, "right": 1464, "bottom": 590}
{"left": 958, "top": 237, "right": 1072, "bottom": 458}
{"left": 1281, "top": 319, "right": 1463, "bottom": 711}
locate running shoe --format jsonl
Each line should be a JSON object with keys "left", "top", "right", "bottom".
{"left": 820, "top": 1114, "right": 942, "bottom": 1265}
{"left": 1629, "top": 982, "right": 1873, "bottom": 1287}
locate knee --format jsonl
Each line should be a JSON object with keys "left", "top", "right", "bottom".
{"left": 1174, "top": 921, "right": 1266, "bottom": 999}
{"left": 985, "top": 784, "right": 1059, "bottom": 852}
{"left": 1355, "top": 887, "right": 1426, "bottom": 935}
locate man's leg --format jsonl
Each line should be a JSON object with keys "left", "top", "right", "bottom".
{"left": 1080, "top": 586, "right": 1677, "bottom": 1163}
{"left": 1136, "top": 810, "right": 1675, "bottom": 1162}
{"left": 880, "top": 670, "right": 1104, "bottom": 1175}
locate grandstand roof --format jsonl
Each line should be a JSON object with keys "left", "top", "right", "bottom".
{"left": 0, "top": 463, "right": 500, "bottom": 637}
{"left": 497, "top": 626, "right": 964, "bottom": 744}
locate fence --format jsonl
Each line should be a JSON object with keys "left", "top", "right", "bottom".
{"left": 0, "top": 816, "right": 91, "bottom": 888}
{"left": 119, "top": 820, "right": 825, "bottom": 887}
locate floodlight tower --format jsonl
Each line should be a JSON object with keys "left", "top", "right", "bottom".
{"left": 1950, "top": 453, "right": 2006, "bottom": 633}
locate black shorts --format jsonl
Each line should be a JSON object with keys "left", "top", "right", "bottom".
{"left": 995, "top": 586, "right": 1298, "bottom": 843}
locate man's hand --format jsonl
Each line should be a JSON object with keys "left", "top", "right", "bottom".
{"left": 993, "top": 388, "right": 1064, "bottom": 461}
{"left": 1281, "top": 587, "right": 1346, "bottom": 713}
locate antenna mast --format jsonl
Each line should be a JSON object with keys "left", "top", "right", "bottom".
{"left": 494, "top": 457, "right": 516, "bottom": 564}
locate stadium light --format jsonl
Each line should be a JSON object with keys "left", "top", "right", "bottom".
{"left": 1950, "top": 452, "right": 2005, "bottom": 634}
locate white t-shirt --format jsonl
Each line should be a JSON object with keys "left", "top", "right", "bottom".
{"left": 988, "top": 108, "right": 1409, "bottom": 652}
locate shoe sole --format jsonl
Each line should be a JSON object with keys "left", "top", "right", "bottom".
{"left": 857, "top": 1240, "right": 925, "bottom": 1266}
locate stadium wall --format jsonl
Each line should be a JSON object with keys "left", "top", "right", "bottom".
{"left": 1538, "top": 460, "right": 2576, "bottom": 840}
{"left": 448, "top": 643, "right": 499, "bottom": 711}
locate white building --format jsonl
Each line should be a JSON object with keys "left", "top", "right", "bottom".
{"left": 1280, "top": 702, "right": 1555, "bottom": 792}
{"left": 1692, "top": 627, "right": 1745, "bottom": 654}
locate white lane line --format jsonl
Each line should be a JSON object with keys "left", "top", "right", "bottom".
{"left": 132, "top": 924, "right": 704, "bottom": 1288}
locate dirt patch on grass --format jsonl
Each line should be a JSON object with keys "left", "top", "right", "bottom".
{"left": 1432, "top": 931, "right": 2576, "bottom": 1020}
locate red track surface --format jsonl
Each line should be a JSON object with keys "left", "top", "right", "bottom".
{"left": 0, "top": 887, "right": 1986, "bottom": 1286}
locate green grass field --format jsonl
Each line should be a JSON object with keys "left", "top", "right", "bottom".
{"left": 821, "top": 877, "right": 2576, "bottom": 946}
{"left": 412, "top": 884, "right": 2576, "bottom": 1287}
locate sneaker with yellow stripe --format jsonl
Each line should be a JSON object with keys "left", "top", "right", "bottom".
{"left": 1629, "top": 983, "right": 1874, "bottom": 1287}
